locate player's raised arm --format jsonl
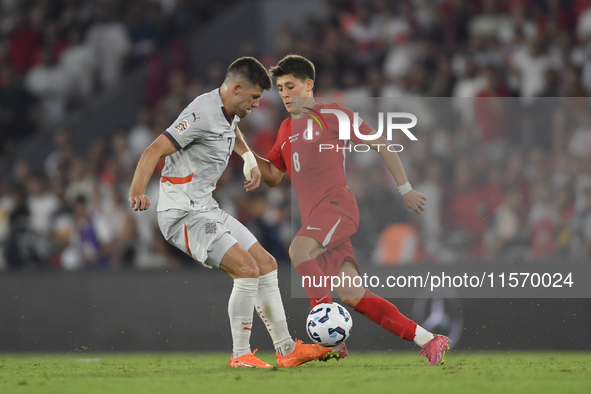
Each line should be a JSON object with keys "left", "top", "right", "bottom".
{"left": 129, "top": 134, "right": 177, "bottom": 211}
{"left": 368, "top": 133, "right": 426, "bottom": 215}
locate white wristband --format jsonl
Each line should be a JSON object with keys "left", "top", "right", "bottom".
{"left": 398, "top": 181, "right": 412, "bottom": 195}
{"left": 241, "top": 151, "right": 257, "bottom": 181}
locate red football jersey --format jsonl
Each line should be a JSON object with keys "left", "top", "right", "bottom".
{"left": 266, "top": 102, "right": 373, "bottom": 222}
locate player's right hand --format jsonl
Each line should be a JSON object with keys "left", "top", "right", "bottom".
{"left": 129, "top": 194, "right": 151, "bottom": 211}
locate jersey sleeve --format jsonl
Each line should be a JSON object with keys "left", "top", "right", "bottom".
{"left": 163, "top": 109, "right": 210, "bottom": 150}
{"left": 266, "top": 132, "right": 287, "bottom": 173}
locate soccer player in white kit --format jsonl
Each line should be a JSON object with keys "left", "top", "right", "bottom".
{"left": 128, "top": 57, "right": 347, "bottom": 368}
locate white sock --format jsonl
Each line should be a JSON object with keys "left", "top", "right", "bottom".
{"left": 229, "top": 277, "right": 259, "bottom": 357}
{"left": 413, "top": 325, "right": 435, "bottom": 347}
{"left": 255, "top": 270, "right": 296, "bottom": 356}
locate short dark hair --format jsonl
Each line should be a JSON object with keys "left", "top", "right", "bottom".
{"left": 225, "top": 57, "right": 272, "bottom": 91}
{"left": 269, "top": 54, "right": 315, "bottom": 83}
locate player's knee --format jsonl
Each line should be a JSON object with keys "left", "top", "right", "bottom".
{"left": 266, "top": 254, "right": 278, "bottom": 272}
{"left": 289, "top": 245, "right": 310, "bottom": 266}
{"left": 234, "top": 255, "right": 259, "bottom": 278}
{"left": 257, "top": 252, "right": 277, "bottom": 274}
{"left": 290, "top": 237, "right": 327, "bottom": 266}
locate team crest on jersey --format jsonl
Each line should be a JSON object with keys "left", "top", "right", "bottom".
{"left": 174, "top": 119, "right": 190, "bottom": 134}
{"left": 302, "top": 106, "right": 326, "bottom": 143}
{"left": 303, "top": 121, "right": 322, "bottom": 143}
{"left": 205, "top": 222, "right": 217, "bottom": 235}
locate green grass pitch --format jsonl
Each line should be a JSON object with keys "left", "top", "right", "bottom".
{"left": 1, "top": 352, "right": 590, "bottom": 394}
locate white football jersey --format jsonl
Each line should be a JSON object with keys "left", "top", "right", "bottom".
{"left": 157, "top": 88, "right": 240, "bottom": 212}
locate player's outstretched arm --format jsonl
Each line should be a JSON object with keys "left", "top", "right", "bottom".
{"left": 369, "top": 134, "right": 426, "bottom": 215}
{"left": 252, "top": 154, "right": 284, "bottom": 187}
{"left": 129, "top": 134, "right": 177, "bottom": 211}
{"left": 234, "top": 127, "right": 284, "bottom": 188}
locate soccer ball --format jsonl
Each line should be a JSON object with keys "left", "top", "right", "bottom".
{"left": 306, "top": 302, "right": 353, "bottom": 346}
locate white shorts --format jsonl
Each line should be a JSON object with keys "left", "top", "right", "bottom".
{"left": 157, "top": 208, "right": 257, "bottom": 269}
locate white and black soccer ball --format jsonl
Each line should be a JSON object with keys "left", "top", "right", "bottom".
{"left": 306, "top": 302, "right": 353, "bottom": 346}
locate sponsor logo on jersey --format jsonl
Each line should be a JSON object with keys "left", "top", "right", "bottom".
{"left": 174, "top": 119, "right": 190, "bottom": 134}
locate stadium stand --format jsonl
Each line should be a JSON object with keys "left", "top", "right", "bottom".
{"left": 1, "top": 0, "right": 591, "bottom": 269}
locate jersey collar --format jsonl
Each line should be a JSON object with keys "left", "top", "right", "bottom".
{"left": 221, "top": 106, "right": 233, "bottom": 124}
{"left": 216, "top": 88, "right": 235, "bottom": 125}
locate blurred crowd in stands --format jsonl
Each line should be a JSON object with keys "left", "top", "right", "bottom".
{"left": 3, "top": 0, "right": 591, "bottom": 270}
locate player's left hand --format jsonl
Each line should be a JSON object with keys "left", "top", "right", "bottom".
{"left": 402, "top": 190, "right": 427, "bottom": 214}
{"left": 244, "top": 166, "right": 261, "bottom": 192}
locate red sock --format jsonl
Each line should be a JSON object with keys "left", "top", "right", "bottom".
{"left": 295, "top": 259, "right": 333, "bottom": 308}
{"left": 353, "top": 289, "right": 417, "bottom": 341}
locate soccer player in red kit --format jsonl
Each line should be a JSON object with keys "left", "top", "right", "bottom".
{"left": 236, "top": 55, "right": 450, "bottom": 365}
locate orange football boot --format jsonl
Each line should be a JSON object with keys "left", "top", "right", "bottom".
{"left": 276, "top": 340, "right": 348, "bottom": 367}
{"left": 228, "top": 349, "right": 273, "bottom": 368}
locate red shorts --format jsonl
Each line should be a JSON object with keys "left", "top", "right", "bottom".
{"left": 296, "top": 208, "right": 360, "bottom": 277}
